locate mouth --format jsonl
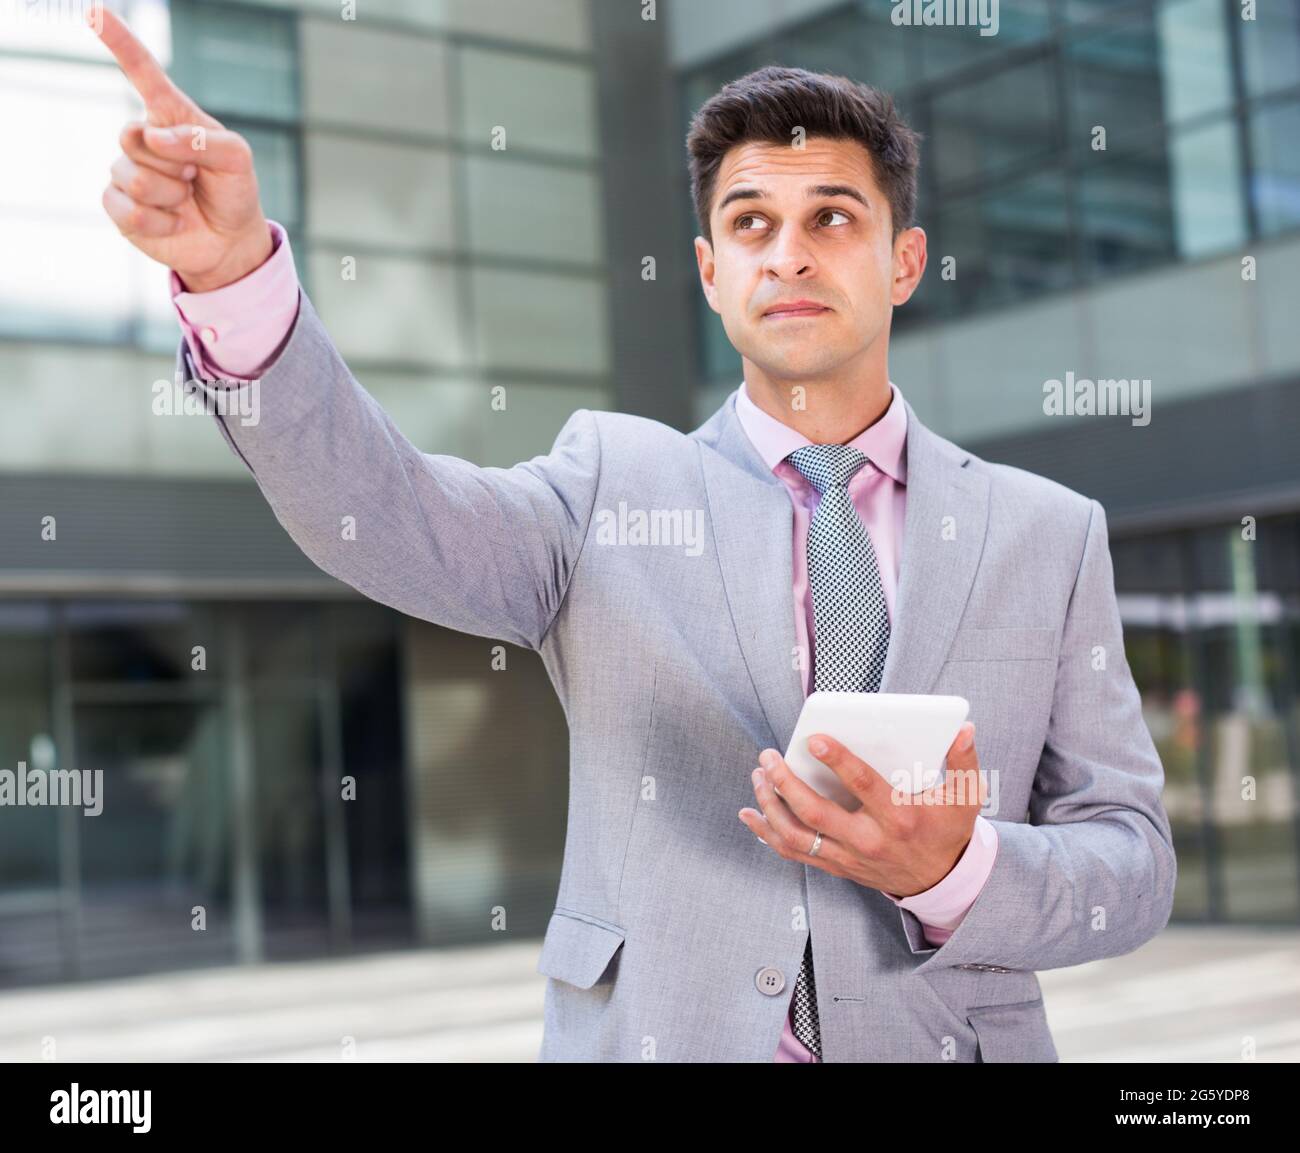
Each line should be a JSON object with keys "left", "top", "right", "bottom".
{"left": 763, "top": 303, "right": 831, "bottom": 320}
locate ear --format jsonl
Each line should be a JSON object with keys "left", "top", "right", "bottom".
{"left": 694, "top": 234, "right": 720, "bottom": 314}
{"left": 891, "top": 225, "right": 927, "bottom": 307}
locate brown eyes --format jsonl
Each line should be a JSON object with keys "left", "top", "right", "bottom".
{"left": 734, "top": 209, "right": 851, "bottom": 232}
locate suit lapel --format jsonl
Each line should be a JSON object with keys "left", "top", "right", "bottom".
{"left": 878, "top": 399, "right": 990, "bottom": 696}
{"left": 697, "top": 397, "right": 806, "bottom": 752}
{"left": 694, "top": 391, "right": 989, "bottom": 752}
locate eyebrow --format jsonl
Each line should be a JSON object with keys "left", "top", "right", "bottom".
{"left": 716, "top": 183, "right": 871, "bottom": 215}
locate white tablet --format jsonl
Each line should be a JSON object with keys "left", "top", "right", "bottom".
{"left": 780, "top": 691, "right": 970, "bottom": 811}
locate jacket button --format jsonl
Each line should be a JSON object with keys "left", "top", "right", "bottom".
{"left": 755, "top": 966, "right": 786, "bottom": 995}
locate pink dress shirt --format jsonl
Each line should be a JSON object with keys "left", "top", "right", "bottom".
{"left": 170, "top": 219, "right": 301, "bottom": 381}
{"left": 168, "top": 222, "right": 998, "bottom": 1064}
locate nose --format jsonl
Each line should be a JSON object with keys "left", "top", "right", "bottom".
{"left": 762, "top": 223, "right": 817, "bottom": 280}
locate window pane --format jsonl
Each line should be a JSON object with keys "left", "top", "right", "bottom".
{"left": 1250, "top": 98, "right": 1300, "bottom": 236}
{"left": 1240, "top": 0, "right": 1300, "bottom": 98}
{"left": 76, "top": 699, "right": 237, "bottom": 977}
{"left": 243, "top": 604, "right": 319, "bottom": 681}
{"left": 68, "top": 601, "right": 222, "bottom": 684}
{"left": 1169, "top": 118, "right": 1245, "bottom": 257}
{"left": 1066, "top": 0, "right": 1149, "bottom": 21}
{"left": 458, "top": 48, "right": 598, "bottom": 160}
{"left": 305, "top": 134, "right": 456, "bottom": 251}
{"left": 0, "top": 0, "right": 170, "bottom": 59}
{"left": 252, "top": 695, "right": 331, "bottom": 957}
{"left": 470, "top": 267, "right": 609, "bottom": 375}
{"left": 931, "top": 54, "right": 1058, "bottom": 191}
{"left": 914, "top": 0, "right": 1052, "bottom": 83}
{"left": 234, "top": 123, "right": 300, "bottom": 232}
{"left": 933, "top": 168, "right": 1072, "bottom": 315}
{"left": 301, "top": 20, "right": 450, "bottom": 140}
{"left": 444, "top": 0, "right": 591, "bottom": 51}
{"left": 304, "top": 251, "right": 469, "bottom": 367}
{"left": 0, "top": 604, "right": 57, "bottom": 900}
{"left": 0, "top": 57, "right": 141, "bottom": 339}
{"left": 170, "top": 0, "right": 298, "bottom": 122}
{"left": 1067, "top": 8, "right": 1166, "bottom": 148}
{"left": 779, "top": 7, "right": 911, "bottom": 93}
{"left": 1078, "top": 142, "right": 1176, "bottom": 276}
{"left": 464, "top": 154, "right": 603, "bottom": 265}
{"left": 1157, "top": 0, "right": 1233, "bottom": 124}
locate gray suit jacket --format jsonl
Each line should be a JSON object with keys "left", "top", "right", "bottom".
{"left": 181, "top": 291, "right": 1177, "bottom": 1062}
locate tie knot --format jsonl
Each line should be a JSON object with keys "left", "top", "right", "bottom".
{"left": 785, "top": 444, "right": 870, "bottom": 494}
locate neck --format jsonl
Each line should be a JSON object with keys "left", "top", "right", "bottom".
{"left": 742, "top": 360, "right": 893, "bottom": 444}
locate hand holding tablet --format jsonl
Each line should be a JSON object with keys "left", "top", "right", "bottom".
{"left": 782, "top": 691, "right": 970, "bottom": 811}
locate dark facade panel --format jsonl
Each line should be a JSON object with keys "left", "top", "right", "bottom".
{"left": 0, "top": 474, "right": 342, "bottom": 594}
{"left": 965, "top": 374, "right": 1300, "bottom": 533}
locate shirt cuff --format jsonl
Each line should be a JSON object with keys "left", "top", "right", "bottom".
{"left": 170, "top": 219, "right": 300, "bottom": 382}
{"left": 885, "top": 815, "right": 999, "bottom": 940}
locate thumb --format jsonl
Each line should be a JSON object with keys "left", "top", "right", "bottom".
{"left": 946, "top": 721, "right": 977, "bottom": 770}
{"left": 142, "top": 124, "right": 252, "bottom": 174}
{"left": 943, "top": 722, "right": 984, "bottom": 809}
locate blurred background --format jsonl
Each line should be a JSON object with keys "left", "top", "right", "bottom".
{"left": 0, "top": 0, "right": 1298, "bottom": 1060}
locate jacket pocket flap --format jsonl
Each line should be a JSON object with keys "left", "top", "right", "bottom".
{"left": 946, "top": 627, "right": 1057, "bottom": 662}
{"left": 537, "top": 908, "right": 626, "bottom": 990}
{"left": 967, "top": 998, "right": 1058, "bottom": 1062}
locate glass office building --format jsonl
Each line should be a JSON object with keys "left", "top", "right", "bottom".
{"left": 1, "top": 0, "right": 1297, "bottom": 991}
{"left": 0, "top": 0, "right": 603, "bottom": 987}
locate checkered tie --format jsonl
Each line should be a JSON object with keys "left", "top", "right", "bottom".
{"left": 784, "top": 443, "right": 892, "bottom": 1059}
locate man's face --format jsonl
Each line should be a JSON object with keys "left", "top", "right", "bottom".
{"left": 695, "top": 136, "right": 925, "bottom": 385}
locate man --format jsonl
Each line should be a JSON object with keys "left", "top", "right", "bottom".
{"left": 93, "top": 11, "right": 1175, "bottom": 1062}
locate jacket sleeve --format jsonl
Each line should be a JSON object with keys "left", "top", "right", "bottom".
{"left": 898, "top": 497, "right": 1177, "bottom": 973}
{"left": 177, "top": 289, "right": 602, "bottom": 651}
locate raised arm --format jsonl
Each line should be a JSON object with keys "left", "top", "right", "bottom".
{"left": 174, "top": 292, "right": 602, "bottom": 650}
{"left": 94, "top": 10, "right": 602, "bottom": 650}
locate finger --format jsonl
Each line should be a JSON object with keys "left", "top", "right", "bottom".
{"left": 141, "top": 124, "right": 253, "bottom": 174}
{"left": 740, "top": 802, "right": 850, "bottom": 877}
{"left": 751, "top": 766, "right": 817, "bottom": 851}
{"left": 92, "top": 7, "right": 186, "bottom": 110}
{"left": 738, "top": 809, "right": 768, "bottom": 845}
{"left": 120, "top": 122, "right": 198, "bottom": 180}
{"left": 805, "top": 733, "right": 893, "bottom": 814}
{"left": 102, "top": 184, "right": 180, "bottom": 240}
{"left": 110, "top": 155, "right": 193, "bottom": 210}
{"left": 756, "top": 749, "right": 856, "bottom": 842}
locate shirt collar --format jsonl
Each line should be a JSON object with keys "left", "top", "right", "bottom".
{"left": 734, "top": 378, "right": 908, "bottom": 485}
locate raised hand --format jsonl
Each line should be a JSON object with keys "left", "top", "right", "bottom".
{"left": 91, "top": 7, "right": 272, "bottom": 292}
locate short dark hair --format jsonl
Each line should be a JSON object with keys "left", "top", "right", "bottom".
{"left": 686, "top": 65, "right": 922, "bottom": 247}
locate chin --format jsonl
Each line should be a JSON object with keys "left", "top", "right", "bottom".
{"left": 760, "top": 350, "right": 843, "bottom": 380}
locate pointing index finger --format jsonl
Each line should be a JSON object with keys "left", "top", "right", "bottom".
{"left": 91, "top": 7, "right": 182, "bottom": 110}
